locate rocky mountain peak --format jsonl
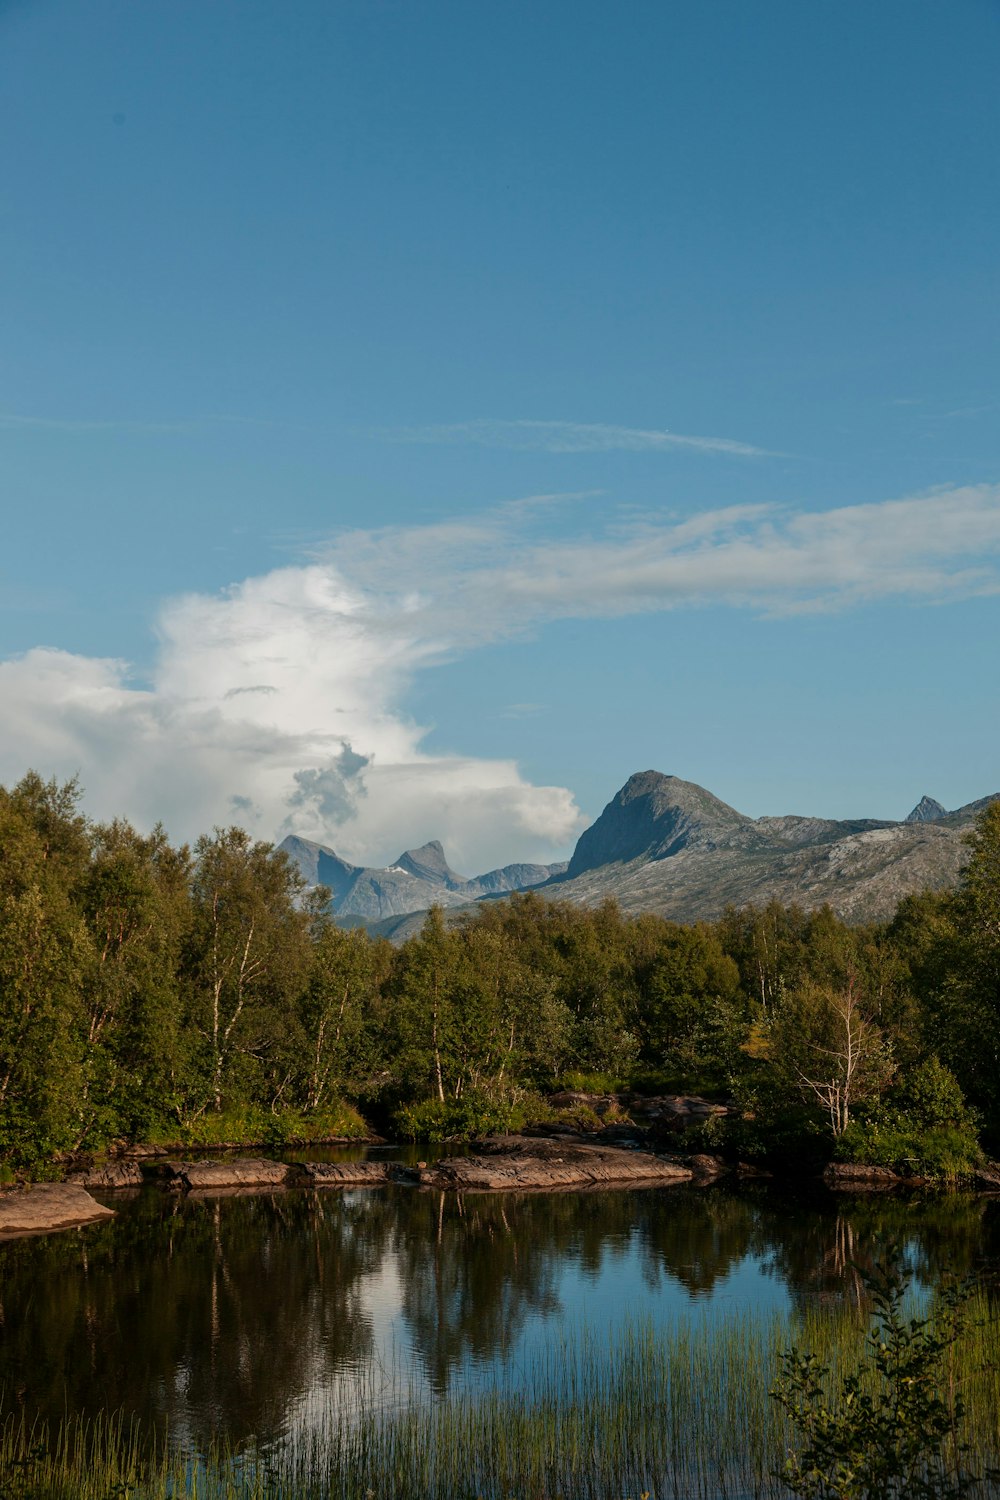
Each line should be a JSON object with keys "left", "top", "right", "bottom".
{"left": 904, "top": 796, "right": 948, "bottom": 824}
{"left": 276, "top": 835, "right": 359, "bottom": 901}
{"left": 393, "top": 840, "right": 467, "bottom": 887}
{"left": 567, "top": 770, "right": 751, "bottom": 878}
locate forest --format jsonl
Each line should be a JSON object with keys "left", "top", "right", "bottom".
{"left": 1, "top": 769, "right": 998, "bottom": 1180}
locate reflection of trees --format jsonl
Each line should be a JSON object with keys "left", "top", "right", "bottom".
{"left": 633, "top": 1186, "right": 759, "bottom": 1296}
{"left": 755, "top": 1188, "right": 992, "bottom": 1313}
{"left": 392, "top": 1190, "right": 564, "bottom": 1394}
{"left": 2, "top": 1180, "right": 999, "bottom": 1455}
{"left": 0, "top": 1186, "right": 392, "bottom": 1451}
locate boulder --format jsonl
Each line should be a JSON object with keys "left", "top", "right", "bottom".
{"left": 299, "top": 1161, "right": 391, "bottom": 1187}
{"left": 687, "top": 1153, "right": 727, "bottom": 1178}
{"left": 65, "top": 1161, "right": 143, "bottom": 1190}
{"left": 414, "top": 1136, "right": 692, "bottom": 1191}
{"left": 823, "top": 1163, "right": 900, "bottom": 1189}
{"left": 0, "top": 1183, "right": 115, "bottom": 1238}
{"left": 973, "top": 1163, "right": 1000, "bottom": 1192}
{"left": 637, "top": 1095, "right": 728, "bottom": 1119}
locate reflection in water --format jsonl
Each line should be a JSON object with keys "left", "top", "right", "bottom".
{"left": 1, "top": 1176, "right": 997, "bottom": 1456}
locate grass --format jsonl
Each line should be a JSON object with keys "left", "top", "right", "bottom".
{"left": 2, "top": 1295, "right": 999, "bottom": 1499}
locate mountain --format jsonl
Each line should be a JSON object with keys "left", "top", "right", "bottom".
{"left": 544, "top": 772, "right": 998, "bottom": 926}
{"left": 566, "top": 771, "right": 752, "bottom": 874}
{"left": 904, "top": 796, "right": 948, "bottom": 824}
{"left": 277, "top": 834, "right": 566, "bottom": 922}
{"left": 280, "top": 772, "right": 998, "bottom": 937}
{"left": 319, "top": 771, "right": 998, "bottom": 941}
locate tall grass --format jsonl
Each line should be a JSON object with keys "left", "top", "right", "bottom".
{"left": 3, "top": 1295, "right": 999, "bottom": 1499}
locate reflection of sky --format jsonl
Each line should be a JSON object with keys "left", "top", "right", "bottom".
{"left": 281, "top": 1204, "right": 794, "bottom": 1454}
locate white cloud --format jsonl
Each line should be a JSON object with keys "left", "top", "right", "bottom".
{"left": 386, "top": 418, "right": 773, "bottom": 457}
{"left": 1, "top": 482, "right": 998, "bottom": 869}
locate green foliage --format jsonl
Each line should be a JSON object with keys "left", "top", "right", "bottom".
{"left": 835, "top": 1059, "right": 981, "bottom": 1179}
{"left": 555, "top": 1069, "right": 624, "bottom": 1094}
{"left": 772, "top": 1259, "right": 997, "bottom": 1499}
{"left": 393, "top": 1088, "right": 526, "bottom": 1142}
{"left": 2, "top": 773, "right": 1000, "bottom": 1174}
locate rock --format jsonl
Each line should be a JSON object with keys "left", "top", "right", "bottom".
{"left": 823, "top": 1163, "right": 900, "bottom": 1189}
{"left": 299, "top": 1161, "right": 390, "bottom": 1187}
{"left": 547, "top": 1091, "right": 617, "bottom": 1111}
{"left": 687, "top": 1153, "right": 727, "bottom": 1178}
{"left": 630, "top": 1095, "right": 728, "bottom": 1124}
{"left": 736, "top": 1161, "right": 773, "bottom": 1178}
{"left": 415, "top": 1135, "right": 692, "bottom": 1191}
{"left": 0, "top": 1183, "right": 115, "bottom": 1238}
{"left": 65, "top": 1161, "right": 143, "bottom": 1189}
{"left": 160, "top": 1158, "right": 295, "bottom": 1193}
{"left": 973, "top": 1163, "right": 1000, "bottom": 1192}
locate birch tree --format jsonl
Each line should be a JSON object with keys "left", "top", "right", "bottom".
{"left": 769, "top": 974, "right": 894, "bottom": 1139}
{"left": 185, "top": 829, "right": 309, "bottom": 1117}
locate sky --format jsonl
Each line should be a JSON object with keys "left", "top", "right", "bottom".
{"left": 1, "top": 0, "right": 999, "bottom": 874}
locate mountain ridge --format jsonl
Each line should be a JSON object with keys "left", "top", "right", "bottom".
{"left": 279, "top": 770, "right": 999, "bottom": 937}
{"left": 277, "top": 833, "right": 567, "bottom": 922}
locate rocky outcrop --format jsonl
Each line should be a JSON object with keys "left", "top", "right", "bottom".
{"left": 65, "top": 1161, "right": 143, "bottom": 1189}
{"left": 823, "top": 1163, "right": 901, "bottom": 1189}
{"left": 299, "top": 1161, "right": 392, "bottom": 1187}
{"left": 410, "top": 1136, "right": 693, "bottom": 1191}
{"left": 156, "top": 1158, "right": 295, "bottom": 1193}
{"left": 544, "top": 1090, "right": 729, "bottom": 1132}
{"left": 0, "top": 1183, "right": 115, "bottom": 1237}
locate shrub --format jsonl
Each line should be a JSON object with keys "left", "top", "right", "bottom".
{"left": 772, "top": 1258, "right": 997, "bottom": 1499}
{"left": 393, "top": 1090, "right": 526, "bottom": 1142}
{"left": 836, "top": 1059, "right": 981, "bottom": 1180}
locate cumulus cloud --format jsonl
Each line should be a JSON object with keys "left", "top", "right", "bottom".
{"left": 1, "top": 482, "right": 998, "bottom": 869}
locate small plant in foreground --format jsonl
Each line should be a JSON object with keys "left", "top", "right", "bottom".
{"left": 772, "top": 1257, "right": 998, "bottom": 1500}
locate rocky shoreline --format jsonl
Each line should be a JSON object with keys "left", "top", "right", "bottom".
{"left": 0, "top": 1136, "right": 698, "bottom": 1236}
{"left": 5, "top": 1090, "right": 1000, "bottom": 1240}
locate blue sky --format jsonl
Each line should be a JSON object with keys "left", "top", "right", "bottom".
{"left": 1, "top": 0, "right": 998, "bottom": 870}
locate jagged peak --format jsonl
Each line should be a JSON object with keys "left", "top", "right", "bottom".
{"left": 394, "top": 840, "right": 467, "bottom": 886}
{"left": 904, "top": 796, "right": 948, "bottom": 824}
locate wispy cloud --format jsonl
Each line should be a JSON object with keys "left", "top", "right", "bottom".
{"left": 386, "top": 418, "right": 775, "bottom": 458}
{"left": 1, "top": 482, "right": 997, "bottom": 868}
{"left": 0, "top": 411, "right": 272, "bottom": 435}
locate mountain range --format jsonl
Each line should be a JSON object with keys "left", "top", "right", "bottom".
{"left": 277, "top": 833, "right": 566, "bottom": 922}
{"left": 279, "top": 771, "right": 998, "bottom": 939}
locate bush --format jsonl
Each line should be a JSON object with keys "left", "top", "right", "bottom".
{"left": 836, "top": 1122, "right": 980, "bottom": 1181}
{"left": 772, "top": 1258, "right": 996, "bottom": 1499}
{"left": 393, "top": 1090, "right": 526, "bottom": 1142}
{"left": 836, "top": 1059, "right": 981, "bottom": 1180}
{"left": 147, "top": 1100, "right": 369, "bottom": 1150}
{"left": 554, "top": 1070, "right": 623, "bottom": 1095}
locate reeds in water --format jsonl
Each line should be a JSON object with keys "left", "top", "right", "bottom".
{"left": 3, "top": 1296, "right": 999, "bottom": 1499}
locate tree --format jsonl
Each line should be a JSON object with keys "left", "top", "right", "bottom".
{"left": 183, "top": 829, "right": 310, "bottom": 1117}
{"left": 767, "top": 974, "right": 894, "bottom": 1139}
{"left": 0, "top": 782, "right": 91, "bottom": 1168}
{"left": 79, "top": 820, "right": 192, "bottom": 1139}
{"left": 300, "top": 915, "right": 389, "bottom": 1110}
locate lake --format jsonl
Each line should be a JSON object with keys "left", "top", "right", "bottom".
{"left": 2, "top": 1153, "right": 999, "bottom": 1495}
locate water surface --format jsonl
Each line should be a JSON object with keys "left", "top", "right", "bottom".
{"left": 1, "top": 1157, "right": 997, "bottom": 1458}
